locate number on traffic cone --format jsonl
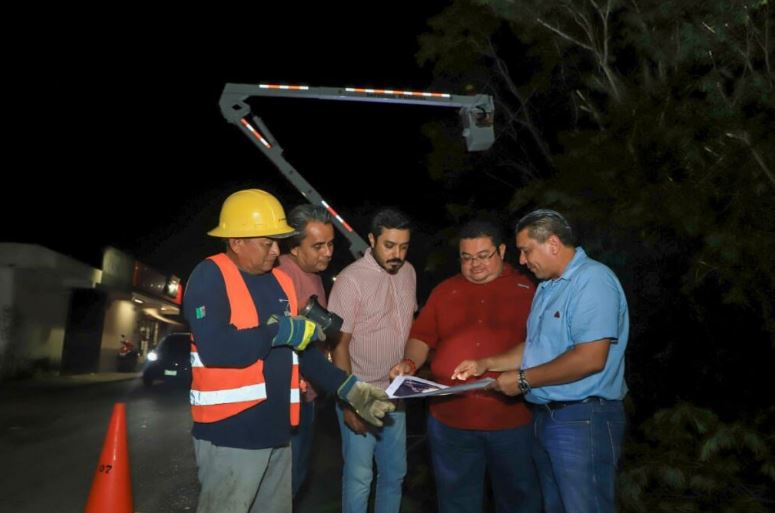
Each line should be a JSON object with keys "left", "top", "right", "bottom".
{"left": 84, "top": 402, "right": 133, "bottom": 513}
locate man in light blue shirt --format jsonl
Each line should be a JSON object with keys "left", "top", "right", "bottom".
{"left": 452, "top": 209, "right": 628, "bottom": 513}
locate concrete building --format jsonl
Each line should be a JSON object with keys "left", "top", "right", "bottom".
{"left": 0, "top": 243, "right": 183, "bottom": 379}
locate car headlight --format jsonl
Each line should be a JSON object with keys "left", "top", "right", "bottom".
{"left": 147, "top": 351, "right": 158, "bottom": 362}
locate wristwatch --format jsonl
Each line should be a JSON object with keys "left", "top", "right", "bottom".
{"left": 518, "top": 368, "right": 531, "bottom": 395}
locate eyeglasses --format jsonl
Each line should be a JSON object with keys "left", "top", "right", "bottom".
{"left": 460, "top": 248, "right": 498, "bottom": 264}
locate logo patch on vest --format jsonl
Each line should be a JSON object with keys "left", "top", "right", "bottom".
{"left": 195, "top": 306, "right": 206, "bottom": 319}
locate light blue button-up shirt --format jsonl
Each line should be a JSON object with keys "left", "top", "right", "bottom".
{"left": 522, "top": 247, "right": 629, "bottom": 403}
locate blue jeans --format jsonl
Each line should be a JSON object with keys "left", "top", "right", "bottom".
{"left": 531, "top": 399, "right": 626, "bottom": 513}
{"left": 427, "top": 416, "right": 541, "bottom": 513}
{"left": 336, "top": 403, "right": 406, "bottom": 513}
{"left": 291, "top": 398, "right": 315, "bottom": 497}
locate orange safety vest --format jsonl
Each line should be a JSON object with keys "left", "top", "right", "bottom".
{"left": 190, "top": 253, "right": 301, "bottom": 425}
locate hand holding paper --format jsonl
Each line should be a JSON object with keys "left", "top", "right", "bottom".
{"left": 386, "top": 374, "right": 495, "bottom": 399}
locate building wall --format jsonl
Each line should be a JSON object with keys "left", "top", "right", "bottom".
{"left": 0, "top": 244, "right": 100, "bottom": 379}
{"left": 0, "top": 243, "right": 181, "bottom": 378}
{"left": 100, "top": 295, "right": 140, "bottom": 372}
{"left": 13, "top": 268, "right": 71, "bottom": 372}
{"left": 0, "top": 268, "right": 20, "bottom": 377}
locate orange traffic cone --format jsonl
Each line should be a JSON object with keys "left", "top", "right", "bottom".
{"left": 84, "top": 402, "right": 133, "bottom": 513}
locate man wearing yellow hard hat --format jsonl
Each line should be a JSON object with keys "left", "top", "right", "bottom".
{"left": 184, "top": 189, "right": 393, "bottom": 513}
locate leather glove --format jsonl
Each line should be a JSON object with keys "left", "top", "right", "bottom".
{"left": 337, "top": 375, "right": 395, "bottom": 427}
{"left": 267, "top": 315, "right": 325, "bottom": 351}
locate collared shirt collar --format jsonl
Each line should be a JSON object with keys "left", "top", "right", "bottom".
{"left": 363, "top": 247, "right": 393, "bottom": 274}
{"left": 277, "top": 253, "right": 302, "bottom": 273}
{"left": 556, "top": 247, "right": 588, "bottom": 281}
{"left": 500, "top": 262, "right": 515, "bottom": 278}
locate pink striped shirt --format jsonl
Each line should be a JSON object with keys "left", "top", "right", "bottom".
{"left": 328, "top": 249, "right": 417, "bottom": 389}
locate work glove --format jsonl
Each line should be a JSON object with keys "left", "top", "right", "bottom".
{"left": 337, "top": 375, "right": 395, "bottom": 427}
{"left": 267, "top": 315, "right": 325, "bottom": 351}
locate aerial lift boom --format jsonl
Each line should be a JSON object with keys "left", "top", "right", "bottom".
{"left": 219, "top": 83, "right": 495, "bottom": 258}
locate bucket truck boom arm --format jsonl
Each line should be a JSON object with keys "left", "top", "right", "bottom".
{"left": 219, "top": 83, "right": 495, "bottom": 258}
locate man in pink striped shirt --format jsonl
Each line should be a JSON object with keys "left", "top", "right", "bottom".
{"left": 328, "top": 208, "right": 417, "bottom": 513}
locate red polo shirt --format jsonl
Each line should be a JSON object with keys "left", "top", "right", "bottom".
{"left": 410, "top": 264, "right": 534, "bottom": 430}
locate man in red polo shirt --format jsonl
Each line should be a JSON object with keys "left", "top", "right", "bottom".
{"left": 390, "top": 220, "right": 540, "bottom": 513}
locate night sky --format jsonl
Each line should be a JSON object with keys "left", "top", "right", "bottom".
{"left": 5, "top": 3, "right": 455, "bottom": 281}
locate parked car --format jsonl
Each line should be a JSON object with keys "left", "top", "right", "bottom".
{"left": 142, "top": 332, "right": 192, "bottom": 387}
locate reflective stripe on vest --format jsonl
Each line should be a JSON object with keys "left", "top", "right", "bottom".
{"left": 190, "top": 253, "right": 300, "bottom": 425}
{"left": 290, "top": 352, "right": 300, "bottom": 426}
{"left": 190, "top": 383, "right": 268, "bottom": 405}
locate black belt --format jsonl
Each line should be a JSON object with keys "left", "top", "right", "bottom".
{"left": 538, "top": 396, "right": 607, "bottom": 411}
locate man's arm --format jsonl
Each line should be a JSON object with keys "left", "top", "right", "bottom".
{"left": 451, "top": 342, "right": 526, "bottom": 380}
{"left": 298, "top": 346, "right": 348, "bottom": 393}
{"left": 494, "top": 338, "right": 611, "bottom": 396}
{"left": 388, "top": 338, "right": 429, "bottom": 379}
{"left": 331, "top": 331, "right": 368, "bottom": 434}
{"left": 332, "top": 331, "right": 353, "bottom": 374}
{"left": 328, "top": 272, "right": 358, "bottom": 375}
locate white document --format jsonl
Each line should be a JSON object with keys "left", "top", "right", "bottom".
{"left": 386, "top": 374, "right": 495, "bottom": 399}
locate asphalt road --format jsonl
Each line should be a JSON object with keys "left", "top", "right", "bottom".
{"left": 0, "top": 379, "right": 197, "bottom": 513}
{"left": 0, "top": 377, "right": 433, "bottom": 512}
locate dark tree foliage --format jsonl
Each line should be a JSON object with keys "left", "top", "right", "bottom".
{"left": 620, "top": 403, "right": 775, "bottom": 512}
{"left": 418, "top": 0, "right": 774, "bottom": 509}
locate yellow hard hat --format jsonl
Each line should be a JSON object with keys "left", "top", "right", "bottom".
{"left": 208, "top": 189, "right": 297, "bottom": 238}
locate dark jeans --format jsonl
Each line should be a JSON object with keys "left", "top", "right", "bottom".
{"left": 531, "top": 399, "right": 626, "bottom": 513}
{"left": 427, "top": 415, "right": 541, "bottom": 513}
{"left": 290, "top": 399, "right": 315, "bottom": 497}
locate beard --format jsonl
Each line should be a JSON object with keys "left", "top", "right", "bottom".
{"left": 382, "top": 258, "right": 404, "bottom": 275}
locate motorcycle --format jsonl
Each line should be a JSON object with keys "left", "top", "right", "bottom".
{"left": 116, "top": 339, "right": 139, "bottom": 372}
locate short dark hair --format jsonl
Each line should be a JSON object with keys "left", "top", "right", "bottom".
{"left": 369, "top": 208, "right": 411, "bottom": 239}
{"left": 285, "top": 204, "right": 333, "bottom": 249}
{"left": 516, "top": 209, "right": 575, "bottom": 246}
{"left": 458, "top": 220, "right": 504, "bottom": 247}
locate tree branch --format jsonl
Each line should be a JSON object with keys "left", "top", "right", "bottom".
{"left": 486, "top": 37, "right": 554, "bottom": 165}
{"left": 536, "top": 17, "right": 595, "bottom": 52}
{"left": 537, "top": 7, "right": 622, "bottom": 103}
{"left": 726, "top": 131, "right": 775, "bottom": 189}
{"left": 564, "top": 4, "right": 597, "bottom": 49}
{"left": 765, "top": 6, "right": 772, "bottom": 83}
